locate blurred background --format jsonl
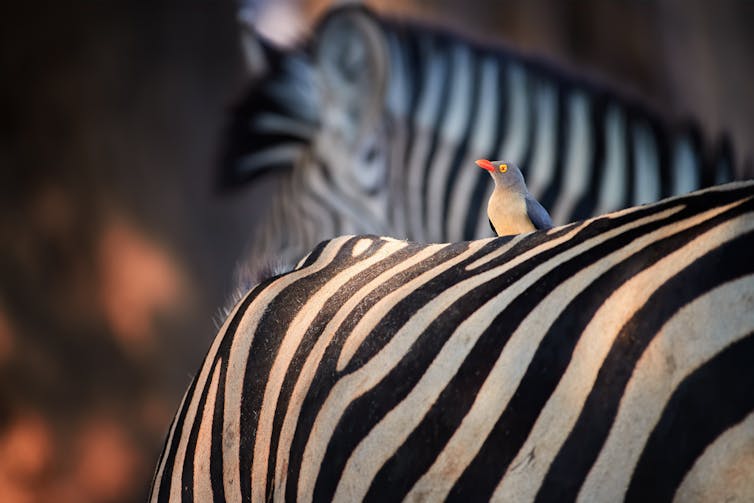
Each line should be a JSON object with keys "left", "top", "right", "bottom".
{"left": 1, "top": 0, "right": 751, "bottom": 501}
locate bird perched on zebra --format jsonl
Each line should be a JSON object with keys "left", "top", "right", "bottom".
{"left": 476, "top": 158, "right": 553, "bottom": 236}
{"left": 222, "top": 4, "right": 740, "bottom": 279}
{"left": 151, "top": 181, "right": 754, "bottom": 502}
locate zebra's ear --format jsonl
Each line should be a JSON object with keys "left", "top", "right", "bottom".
{"left": 314, "top": 6, "right": 388, "bottom": 146}
{"left": 238, "top": 6, "right": 276, "bottom": 79}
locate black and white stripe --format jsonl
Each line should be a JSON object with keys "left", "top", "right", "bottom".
{"left": 222, "top": 5, "right": 738, "bottom": 275}
{"left": 151, "top": 181, "right": 754, "bottom": 501}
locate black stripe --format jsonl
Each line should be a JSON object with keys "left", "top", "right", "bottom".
{"left": 398, "top": 26, "right": 423, "bottom": 235}
{"left": 463, "top": 55, "right": 509, "bottom": 239}
{"left": 150, "top": 411, "right": 177, "bottom": 498}
{"left": 536, "top": 219, "right": 754, "bottom": 501}
{"left": 441, "top": 44, "right": 481, "bottom": 238}
{"left": 205, "top": 281, "right": 280, "bottom": 503}
{"left": 317, "top": 240, "right": 559, "bottom": 501}
{"left": 303, "top": 235, "right": 555, "bottom": 500}
{"left": 375, "top": 198, "right": 733, "bottom": 500}
{"left": 153, "top": 280, "right": 269, "bottom": 501}
{"left": 263, "top": 242, "right": 425, "bottom": 499}
{"left": 571, "top": 89, "right": 606, "bottom": 220}
{"left": 365, "top": 238, "right": 615, "bottom": 499}
{"left": 449, "top": 191, "right": 754, "bottom": 500}
{"left": 684, "top": 123, "right": 705, "bottom": 188}
{"left": 236, "top": 237, "right": 382, "bottom": 503}
{"left": 384, "top": 30, "right": 411, "bottom": 232}
{"left": 713, "top": 135, "right": 736, "bottom": 185}
{"left": 188, "top": 285, "right": 268, "bottom": 502}
{"left": 298, "top": 239, "right": 329, "bottom": 269}
{"left": 346, "top": 227, "right": 579, "bottom": 372}
{"left": 419, "top": 34, "right": 453, "bottom": 237}
{"left": 538, "top": 83, "right": 567, "bottom": 212}
{"left": 209, "top": 355, "right": 228, "bottom": 501}
{"left": 626, "top": 332, "right": 754, "bottom": 501}
{"left": 648, "top": 115, "right": 672, "bottom": 199}
{"left": 181, "top": 358, "right": 221, "bottom": 502}
{"left": 312, "top": 203, "right": 684, "bottom": 500}
{"left": 516, "top": 67, "right": 538, "bottom": 184}
{"left": 284, "top": 242, "right": 476, "bottom": 499}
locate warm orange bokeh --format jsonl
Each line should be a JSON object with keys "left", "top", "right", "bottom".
{"left": 97, "top": 216, "right": 188, "bottom": 356}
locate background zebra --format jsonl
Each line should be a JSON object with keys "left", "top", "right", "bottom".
{"left": 222, "top": 4, "right": 740, "bottom": 282}
{"left": 152, "top": 181, "right": 754, "bottom": 501}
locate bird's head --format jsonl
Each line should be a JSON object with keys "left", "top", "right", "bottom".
{"left": 475, "top": 159, "right": 526, "bottom": 192}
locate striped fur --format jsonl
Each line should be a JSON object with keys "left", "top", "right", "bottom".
{"left": 152, "top": 181, "right": 754, "bottom": 501}
{"left": 223, "top": 5, "right": 738, "bottom": 275}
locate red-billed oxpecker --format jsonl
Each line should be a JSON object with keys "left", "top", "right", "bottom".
{"left": 476, "top": 159, "right": 553, "bottom": 236}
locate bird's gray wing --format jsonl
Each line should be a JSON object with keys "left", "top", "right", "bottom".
{"left": 525, "top": 193, "right": 554, "bottom": 230}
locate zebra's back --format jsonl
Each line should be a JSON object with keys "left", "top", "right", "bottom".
{"left": 152, "top": 181, "right": 754, "bottom": 502}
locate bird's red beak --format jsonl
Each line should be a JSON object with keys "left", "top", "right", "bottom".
{"left": 475, "top": 159, "right": 495, "bottom": 172}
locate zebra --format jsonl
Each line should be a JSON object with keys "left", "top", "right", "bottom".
{"left": 151, "top": 180, "right": 754, "bottom": 501}
{"left": 222, "top": 4, "right": 739, "bottom": 281}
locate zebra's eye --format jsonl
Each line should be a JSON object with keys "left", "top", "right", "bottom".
{"left": 499, "top": 164, "right": 508, "bottom": 173}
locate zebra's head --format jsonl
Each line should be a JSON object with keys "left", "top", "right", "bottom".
{"left": 221, "top": 23, "right": 318, "bottom": 188}
{"left": 223, "top": 5, "right": 393, "bottom": 211}
{"left": 223, "top": 6, "right": 399, "bottom": 288}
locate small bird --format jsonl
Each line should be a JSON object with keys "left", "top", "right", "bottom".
{"left": 476, "top": 159, "right": 553, "bottom": 236}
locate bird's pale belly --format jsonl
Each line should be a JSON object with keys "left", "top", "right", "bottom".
{"left": 488, "top": 195, "right": 537, "bottom": 236}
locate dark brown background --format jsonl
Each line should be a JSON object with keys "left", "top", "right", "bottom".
{"left": 1, "top": 0, "right": 752, "bottom": 500}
